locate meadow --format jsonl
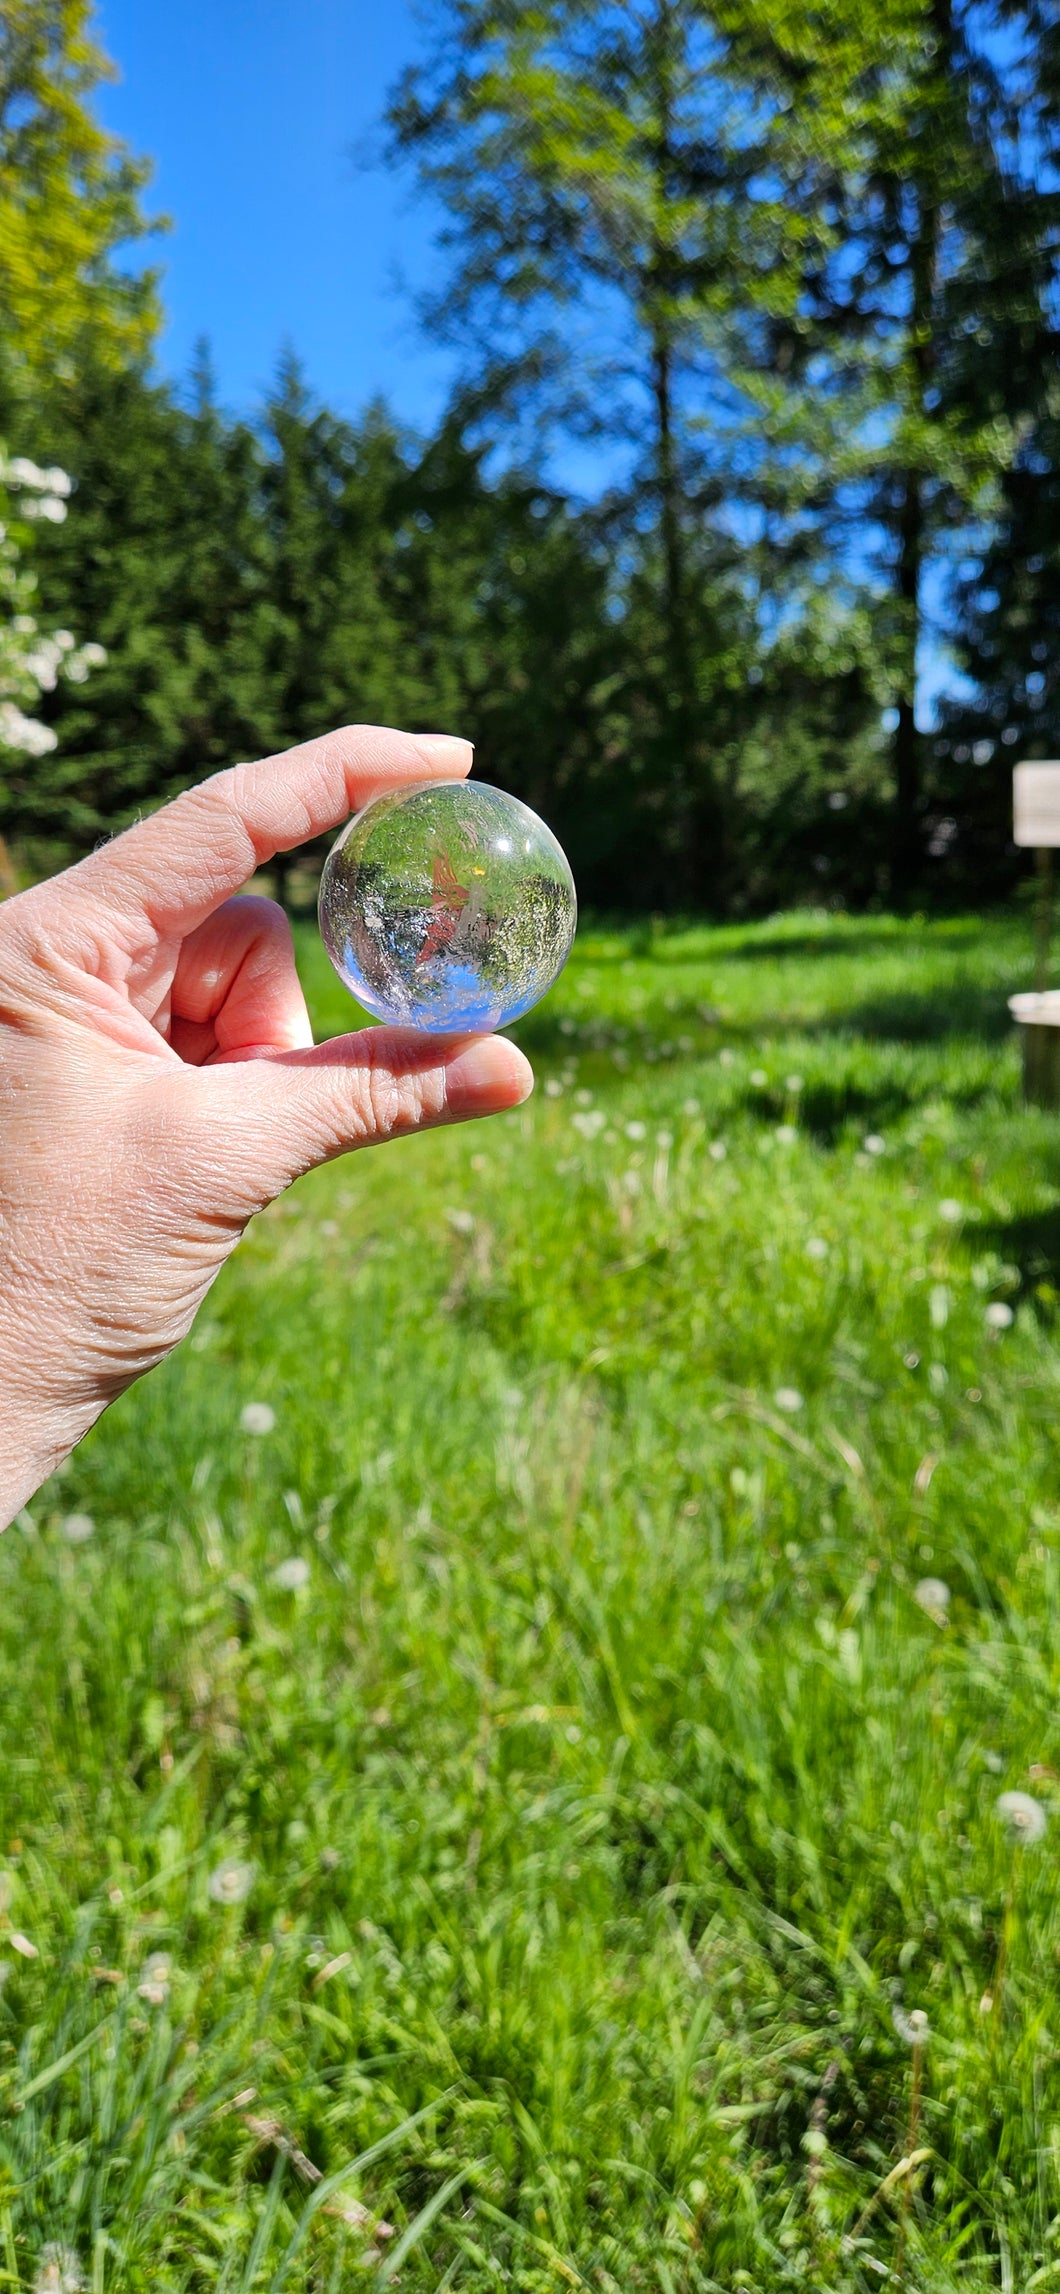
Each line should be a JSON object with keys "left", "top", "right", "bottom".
{"left": 5, "top": 908, "right": 1060, "bottom": 2292}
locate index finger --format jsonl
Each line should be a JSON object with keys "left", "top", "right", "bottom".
{"left": 69, "top": 726, "right": 473, "bottom": 940}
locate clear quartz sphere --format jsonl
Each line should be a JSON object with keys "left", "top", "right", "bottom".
{"left": 318, "top": 779, "right": 577, "bottom": 1032}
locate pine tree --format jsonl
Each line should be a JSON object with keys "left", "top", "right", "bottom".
{"left": 731, "top": 0, "right": 1060, "bottom": 894}
{"left": 385, "top": 0, "right": 820, "bottom": 903}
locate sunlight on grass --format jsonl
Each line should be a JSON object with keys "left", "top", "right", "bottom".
{"left": 5, "top": 912, "right": 1060, "bottom": 2288}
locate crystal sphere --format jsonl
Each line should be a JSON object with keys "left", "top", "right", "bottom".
{"left": 318, "top": 779, "right": 577, "bottom": 1032}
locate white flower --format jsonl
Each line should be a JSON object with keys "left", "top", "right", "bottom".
{"left": 22, "top": 495, "right": 67, "bottom": 524}
{"left": 240, "top": 1402, "right": 275, "bottom": 1436}
{"left": 574, "top": 1088, "right": 593, "bottom": 1107}
{"left": 774, "top": 1387, "right": 803, "bottom": 1412}
{"left": 997, "top": 1790, "right": 1046, "bottom": 1844}
{"left": 775, "top": 1124, "right": 797, "bottom": 1145}
{"left": 805, "top": 1236, "right": 828, "bottom": 1259}
{"left": 683, "top": 1098, "right": 700, "bottom": 1116}
{"left": 914, "top": 1577, "right": 951, "bottom": 1618}
{"left": 544, "top": 1077, "right": 563, "bottom": 1097}
{"left": 718, "top": 1048, "right": 735, "bottom": 1068}
{"left": 785, "top": 1075, "right": 804, "bottom": 1093}
{"left": 750, "top": 1069, "right": 767, "bottom": 1088}
{"left": 272, "top": 1556, "right": 310, "bottom": 1591}
{"left": 42, "top": 468, "right": 72, "bottom": 497}
{"left": 79, "top": 642, "right": 107, "bottom": 669}
{"left": 137, "top": 1951, "right": 171, "bottom": 2005}
{"left": 445, "top": 1206, "right": 475, "bottom": 1233}
{"left": 7, "top": 456, "right": 45, "bottom": 489}
{"left": 34, "top": 2247, "right": 85, "bottom": 2294}
{"left": 208, "top": 1857, "right": 255, "bottom": 1905}
{"left": 892, "top": 2005, "right": 930, "bottom": 2047}
{"left": 708, "top": 1139, "right": 727, "bottom": 1161}
{"left": 624, "top": 1120, "right": 646, "bottom": 1141}
{"left": 985, "top": 1301, "right": 1014, "bottom": 1330}
{"left": 655, "top": 1128, "right": 673, "bottom": 1148}
{"left": 61, "top": 1513, "right": 94, "bottom": 1544}
{"left": 864, "top": 1134, "right": 886, "bottom": 1156}
{"left": 938, "top": 1199, "right": 963, "bottom": 1223}
{"left": 0, "top": 703, "right": 57, "bottom": 756}
{"left": 571, "top": 1109, "right": 605, "bottom": 1139}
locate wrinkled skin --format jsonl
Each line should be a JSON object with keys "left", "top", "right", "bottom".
{"left": 0, "top": 726, "right": 533, "bottom": 1525}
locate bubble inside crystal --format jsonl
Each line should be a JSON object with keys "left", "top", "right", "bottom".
{"left": 318, "top": 779, "right": 577, "bottom": 1032}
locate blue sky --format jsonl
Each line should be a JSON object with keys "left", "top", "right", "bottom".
{"left": 94, "top": 0, "right": 456, "bottom": 429}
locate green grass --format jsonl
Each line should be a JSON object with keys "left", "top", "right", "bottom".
{"left": 7, "top": 908, "right": 1060, "bottom": 2290}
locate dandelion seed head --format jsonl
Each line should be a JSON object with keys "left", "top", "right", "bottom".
{"left": 624, "top": 1120, "right": 646, "bottom": 1141}
{"left": 997, "top": 1790, "right": 1046, "bottom": 1843}
{"left": 785, "top": 1075, "right": 804, "bottom": 1093}
{"left": 61, "top": 1513, "right": 94, "bottom": 1544}
{"left": 864, "top": 1134, "right": 886, "bottom": 1155}
{"left": 938, "top": 1198, "right": 963, "bottom": 1223}
{"left": 805, "top": 1237, "right": 828, "bottom": 1259}
{"left": 34, "top": 2248, "right": 85, "bottom": 2294}
{"left": 240, "top": 1403, "right": 275, "bottom": 1436}
{"left": 749, "top": 1069, "right": 768, "bottom": 1088}
{"left": 775, "top": 1124, "right": 798, "bottom": 1145}
{"left": 892, "top": 2005, "right": 930, "bottom": 2047}
{"left": 774, "top": 1387, "right": 804, "bottom": 1413}
{"left": 544, "top": 1077, "right": 563, "bottom": 1097}
{"left": 272, "top": 1556, "right": 310, "bottom": 1592}
{"left": 986, "top": 1301, "right": 1014, "bottom": 1329}
{"left": 208, "top": 1857, "right": 255, "bottom": 1905}
{"left": 708, "top": 1139, "right": 727, "bottom": 1161}
{"left": 137, "top": 1951, "right": 171, "bottom": 2005}
{"left": 915, "top": 1577, "right": 951, "bottom": 1617}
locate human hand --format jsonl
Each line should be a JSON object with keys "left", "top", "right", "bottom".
{"left": 0, "top": 726, "right": 533, "bottom": 1525}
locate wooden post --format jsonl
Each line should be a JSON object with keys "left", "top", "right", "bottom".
{"left": 1037, "top": 846, "right": 1054, "bottom": 993}
{"left": 1013, "top": 764, "right": 1060, "bottom": 1107}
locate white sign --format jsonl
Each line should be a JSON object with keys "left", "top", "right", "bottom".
{"left": 1014, "top": 761, "right": 1060, "bottom": 847}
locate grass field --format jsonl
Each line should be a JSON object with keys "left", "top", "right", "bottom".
{"left": 7, "top": 908, "right": 1060, "bottom": 2291}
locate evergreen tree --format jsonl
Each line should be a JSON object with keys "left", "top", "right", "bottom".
{"left": 385, "top": 0, "right": 824, "bottom": 903}
{"left": 731, "top": 0, "right": 1060, "bottom": 893}
{"left": 15, "top": 358, "right": 274, "bottom": 867}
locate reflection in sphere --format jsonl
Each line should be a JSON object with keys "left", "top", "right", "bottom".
{"left": 318, "top": 780, "right": 577, "bottom": 1032}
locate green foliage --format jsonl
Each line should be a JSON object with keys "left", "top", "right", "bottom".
{"left": 7, "top": 916, "right": 1060, "bottom": 2283}
{"left": 387, "top": 0, "right": 1060, "bottom": 897}
{"left": 13, "top": 352, "right": 883, "bottom": 906}
{"left": 0, "top": 0, "right": 161, "bottom": 413}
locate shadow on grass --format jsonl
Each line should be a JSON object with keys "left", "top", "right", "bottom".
{"left": 978, "top": 1198, "right": 1060, "bottom": 1304}
{"left": 579, "top": 918, "right": 993, "bottom": 966}
{"left": 822, "top": 982, "right": 1015, "bottom": 1045}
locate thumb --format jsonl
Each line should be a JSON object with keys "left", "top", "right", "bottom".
{"left": 197, "top": 1025, "right": 534, "bottom": 1200}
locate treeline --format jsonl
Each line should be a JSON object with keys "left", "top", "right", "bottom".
{"left": 12, "top": 354, "right": 885, "bottom": 907}
{"left": 4, "top": 0, "right": 1060, "bottom": 911}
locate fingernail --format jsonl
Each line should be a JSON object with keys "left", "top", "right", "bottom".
{"left": 414, "top": 734, "right": 474, "bottom": 770}
{"left": 444, "top": 1037, "right": 534, "bottom": 1116}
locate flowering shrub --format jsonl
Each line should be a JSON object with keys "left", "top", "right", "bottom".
{"left": 0, "top": 451, "right": 104, "bottom": 762}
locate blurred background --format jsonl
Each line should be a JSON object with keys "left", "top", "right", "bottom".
{"left": 3, "top": 0, "right": 1058, "bottom": 911}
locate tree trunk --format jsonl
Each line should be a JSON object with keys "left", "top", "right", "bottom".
{"left": 890, "top": 0, "right": 949, "bottom": 902}
{"left": 648, "top": 0, "right": 725, "bottom": 907}
{"left": 891, "top": 477, "right": 923, "bottom": 900}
